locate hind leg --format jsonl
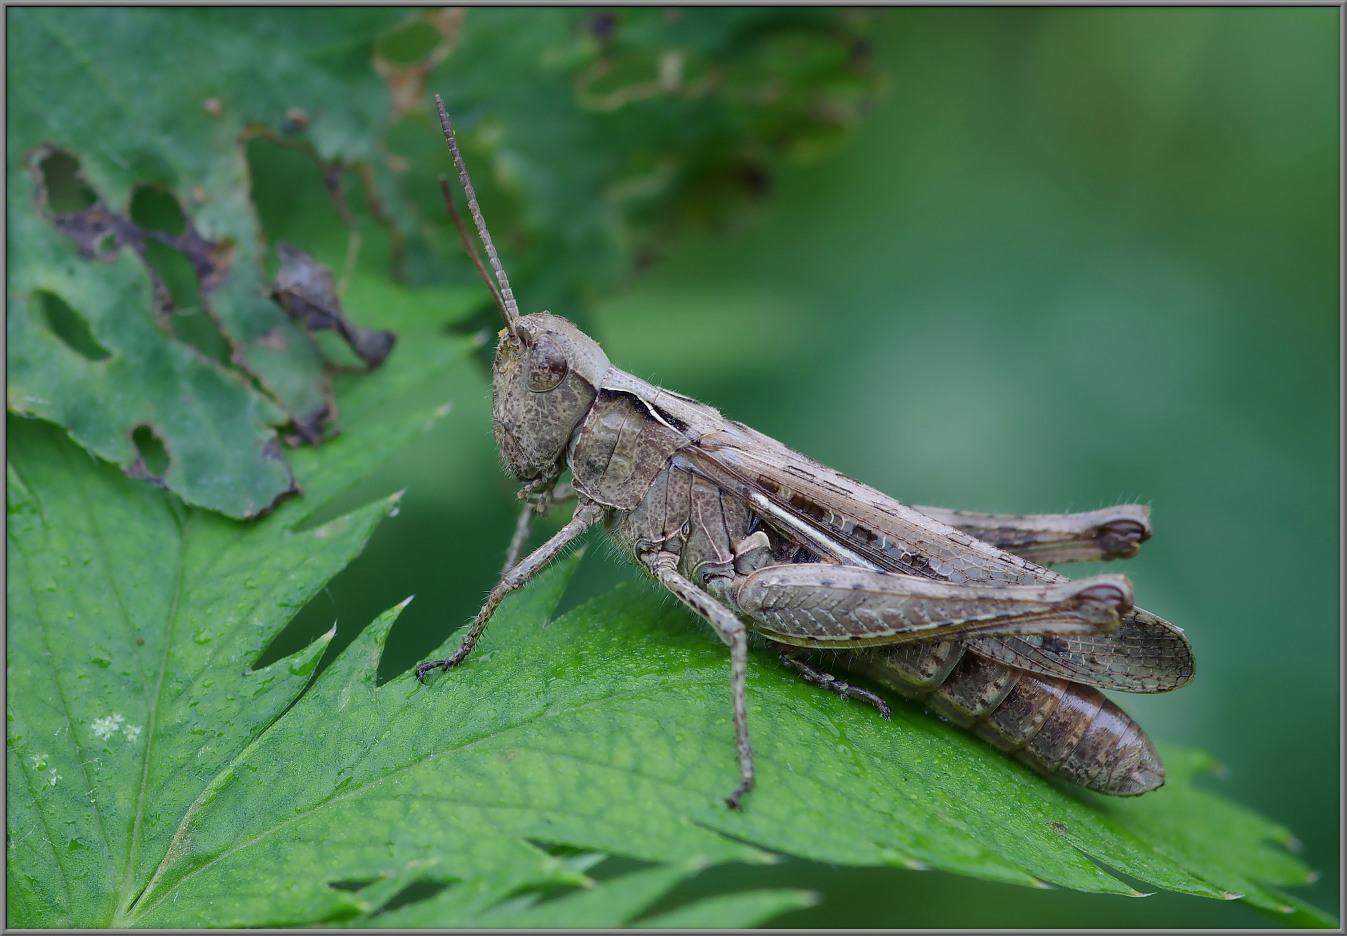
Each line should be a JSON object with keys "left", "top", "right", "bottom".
{"left": 777, "top": 646, "right": 892, "bottom": 719}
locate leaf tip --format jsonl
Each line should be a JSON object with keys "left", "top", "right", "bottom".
{"left": 540, "top": 853, "right": 593, "bottom": 889}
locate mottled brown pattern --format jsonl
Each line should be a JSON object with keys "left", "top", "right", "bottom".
{"left": 474, "top": 314, "right": 1186, "bottom": 800}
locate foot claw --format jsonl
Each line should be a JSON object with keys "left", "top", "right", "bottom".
{"left": 839, "top": 684, "right": 892, "bottom": 718}
{"left": 415, "top": 660, "right": 446, "bottom": 683}
{"left": 725, "top": 779, "right": 751, "bottom": 810}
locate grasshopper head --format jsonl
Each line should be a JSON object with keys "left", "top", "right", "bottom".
{"left": 491, "top": 312, "right": 610, "bottom": 481}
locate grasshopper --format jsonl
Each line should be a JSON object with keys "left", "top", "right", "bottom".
{"left": 418, "top": 96, "right": 1195, "bottom": 808}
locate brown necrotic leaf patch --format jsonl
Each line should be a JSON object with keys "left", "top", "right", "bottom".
{"left": 374, "top": 9, "right": 463, "bottom": 122}
{"left": 34, "top": 147, "right": 235, "bottom": 325}
{"left": 271, "top": 243, "right": 397, "bottom": 371}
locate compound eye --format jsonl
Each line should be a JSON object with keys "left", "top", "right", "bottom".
{"left": 526, "top": 332, "right": 569, "bottom": 392}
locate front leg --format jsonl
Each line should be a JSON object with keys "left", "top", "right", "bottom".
{"left": 649, "top": 554, "right": 756, "bottom": 810}
{"left": 418, "top": 500, "right": 603, "bottom": 680}
{"left": 913, "top": 504, "right": 1151, "bottom": 563}
{"left": 502, "top": 478, "right": 579, "bottom": 575}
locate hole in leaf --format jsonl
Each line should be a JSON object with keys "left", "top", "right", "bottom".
{"left": 38, "top": 149, "right": 97, "bottom": 214}
{"left": 129, "top": 185, "right": 186, "bottom": 236}
{"left": 377, "top": 18, "right": 442, "bottom": 65}
{"left": 270, "top": 242, "right": 396, "bottom": 372}
{"left": 131, "top": 186, "right": 203, "bottom": 313}
{"left": 142, "top": 239, "right": 202, "bottom": 312}
{"left": 31, "top": 291, "right": 112, "bottom": 361}
{"left": 131, "top": 425, "right": 171, "bottom": 478}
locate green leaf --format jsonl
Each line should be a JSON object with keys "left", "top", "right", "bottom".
{"left": 5, "top": 275, "right": 1328, "bottom": 926}
{"left": 5, "top": 417, "right": 389, "bottom": 927}
{"left": 402, "top": 7, "right": 883, "bottom": 315}
{"left": 440, "top": 863, "right": 702, "bottom": 929}
{"left": 13, "top": 449, "right": 1319, "bottom": 929}
{"left": 111, "top": 558, "right": 772, "bottom": 927}
{"left": 5, "top": 419, "right": 738, "bottom": 927}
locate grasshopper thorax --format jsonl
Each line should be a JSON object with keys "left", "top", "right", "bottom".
{"left": 491, "top": 312, "right": 611, "bottom": 481}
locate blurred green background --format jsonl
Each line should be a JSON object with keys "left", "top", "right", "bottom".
{"left": 261, "top": 7, "right": 1337, "bottom": 927}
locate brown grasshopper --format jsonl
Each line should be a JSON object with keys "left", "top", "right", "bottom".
{"left": 417, "top": 96, "right": 1195, "bottom": 808}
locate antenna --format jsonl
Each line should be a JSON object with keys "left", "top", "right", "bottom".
{"left": 439, "top": 176, "right": 504, "bottom": 314}
{"left": 434, "top": 94, "right": 520, "bottom": 331}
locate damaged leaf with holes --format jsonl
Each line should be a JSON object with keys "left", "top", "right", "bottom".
{"left": 4, "top": 241, "right": 476, "bottom": 924}
{"left": 6, "top": 7, "right": 409, "bottom": 518}
{"left": 7, "top": 152, "right": 300, "bottom": 517}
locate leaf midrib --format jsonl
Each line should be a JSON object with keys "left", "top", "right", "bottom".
{"left": 116, "top": 503, "right": 193, "bottom": 922}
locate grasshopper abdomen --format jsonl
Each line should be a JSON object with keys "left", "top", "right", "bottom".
{"left": 852, "top": 641, "right": 1163, "bottom": 794}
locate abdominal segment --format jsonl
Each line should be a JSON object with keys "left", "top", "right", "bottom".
{"left": 846, "top": 641, "right": 1164, "bottom": 795}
